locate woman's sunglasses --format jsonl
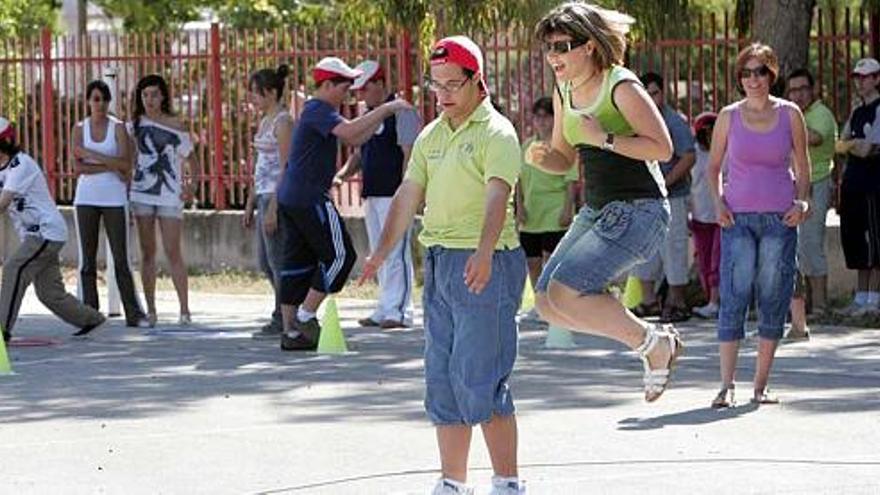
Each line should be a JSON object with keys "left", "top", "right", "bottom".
{"left": 543, "top": 39, "right": 588, "bottom": 55}
{"left": 739, "top": 65, "right": 771, "bottom": 79}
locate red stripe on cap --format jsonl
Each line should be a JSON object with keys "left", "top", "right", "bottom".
{"left": 313, "top": 68, "right": 353, "bottom": 84}
{"left": 0, "top": 124, "right": 14, "bottom": 142}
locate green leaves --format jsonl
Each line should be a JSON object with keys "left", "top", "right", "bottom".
{"left": 0, "top": 0, "right": 58, "bottom": 38}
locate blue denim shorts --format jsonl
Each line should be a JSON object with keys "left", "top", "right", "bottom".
{"left": 537, "top": 199, "right": 669, "bottom": 294}
{"left": 423, "top": 246, "right": 526, "bottom": 425}
{"left": 719, "top": 212, "right": 797, "bottom": 341}
{"left": 130, "top": 201, "right": 184, "bottom": 219}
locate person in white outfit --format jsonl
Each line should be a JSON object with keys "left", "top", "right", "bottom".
{"left": 336, "top": 60, "right": 422, "bottom": 328}
{"left": 0, "top": 117, "right": 106, "bottom": 342}
{"left": 72, "top": 80, "right": 148, "bottom": 328}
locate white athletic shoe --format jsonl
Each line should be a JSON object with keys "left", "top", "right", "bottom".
{"left": 693, "top": 302, "right": 719, "bottom": 319}
{"left": 431, "top": 478, "right": 473, "bottom": 495}
{"left": 489, "top": 476, "right": 526, "bottom": 494}
{"left": 840, "top": 301, "right": 877, "bottom": 317}
{"left": 519, "top": 308, "right": 544, "bottom": 324}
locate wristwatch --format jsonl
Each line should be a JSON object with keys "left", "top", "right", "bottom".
{"left": 601, "top": 133, "right": 615, "bottom": 151}
{"left": 793, "top": 199, "right": 810, "bottom": 213}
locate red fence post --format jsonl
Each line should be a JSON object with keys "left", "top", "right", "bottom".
{"left": 401, "top": 30, "right": 414, "bottom": 102}
{"left": 872, "top": 12, "right": 880, "bottom": 59}
{"left": 210, "top": 23, "right": 226, "bottom": 209}
{"left": 40, "top": 27, "right": 56, "bottom": 198}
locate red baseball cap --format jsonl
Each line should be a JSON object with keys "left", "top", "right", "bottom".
{"left": 0, "top": 117, "right": 14, "bottom": 143}
{"left": 430, "top": 36, "right": 487, "bottom": 93}
{"left": 312, "top": 57, "right": 362, "bottom": 86}
{"left": 693, "top": 112, "right": 717, "bottom": 134}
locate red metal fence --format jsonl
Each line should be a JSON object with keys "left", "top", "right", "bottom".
{"left": 0, "top": 7, "right": 875, "bottom": 214}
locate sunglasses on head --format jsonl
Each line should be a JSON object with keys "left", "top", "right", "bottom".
{"left": 739, "top": 65, "right": 771, "bottom": 79}
{"left": 543, "top": 39, "right": 588, "bottom": 55}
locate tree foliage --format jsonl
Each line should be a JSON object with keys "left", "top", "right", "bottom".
{"left": 0, "top": 0, "right": 59, "bottom": 38}
{"left": 93, "top": 0, "right": 204, "bottom": 32}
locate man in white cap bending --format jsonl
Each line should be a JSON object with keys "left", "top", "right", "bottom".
{"left": 335, "top": 60, "right": 422, "bottom": 329}
{"left": 274, "top": 57, "right": 412, "bottom": 351}
{"left": 0, "top": 117, "right": 106, "bottom": 342}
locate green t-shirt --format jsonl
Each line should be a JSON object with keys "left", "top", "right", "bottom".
{"left": 520, "top": 136, "right": 579, "bottom": 233}
{"left": 406, "top": 97, "right": 521, "bottom": 250}
{"left": 559, "top": 65, "right": 666, "bottom": 208}
{"left": 804, "top": 100, "right": 838, "bottom": 182}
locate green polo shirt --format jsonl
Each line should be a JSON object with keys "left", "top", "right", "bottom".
{"left": 520, "top": 136, "right": 579, "bottom": 233}
{"left": 804, "top": 100, "right": 837, "bottom": 183}
{"left": 406, "top": 97, "right": 521, "bottom": 250}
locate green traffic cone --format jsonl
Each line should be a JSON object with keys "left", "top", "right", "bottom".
{"left": 0, "top": 326, "right": 12, "bottom": 375}
{"left": 317, "top": 297, "right": 348, "bottom": 354}
{"left": 520, "top": 277, "right": 535, "bottom": 312}
{"left": 544, "top": 325, "right": 576, "bottom": 349}
{"left": 622, "top": 275, "right": 643, "bottom": 309}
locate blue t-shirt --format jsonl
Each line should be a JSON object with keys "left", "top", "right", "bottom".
{"left": 360, "top": 95, "right": 422, "bottom": 197}
{"left": 660, "top": 105, "right": 696, "bottom": 198}
{"left": 277, "top": 99, "right": 344, "bottom": 207}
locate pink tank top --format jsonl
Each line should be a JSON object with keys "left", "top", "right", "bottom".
{"left": 723, "top": 103, "right": 795, "bottom": 213}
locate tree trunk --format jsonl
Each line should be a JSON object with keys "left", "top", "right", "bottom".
{"left": 752, "top": 0, "right": 816, "bottom": 96}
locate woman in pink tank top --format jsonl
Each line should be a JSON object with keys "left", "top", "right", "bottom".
{"left": 705, "top": 43, "right": 811, "bottom": 408}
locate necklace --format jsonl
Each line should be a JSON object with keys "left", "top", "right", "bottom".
{"left": 571, "top": 69, "right": 600, "bottom": 92}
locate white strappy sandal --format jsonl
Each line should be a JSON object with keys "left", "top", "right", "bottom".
{"left": 636, "top": 324, "right": 684, "bottom": 402}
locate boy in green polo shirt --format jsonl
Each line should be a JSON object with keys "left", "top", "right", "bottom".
{"left": 517, "top": 97, "right": 579, "bottom": 324}
{"left": 359, "top": 36, "right": 526, "bottom": 495}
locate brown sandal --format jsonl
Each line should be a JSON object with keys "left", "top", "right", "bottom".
{"left": 711, "top": 384, "right": 735, "bottom": 409}
{"left": 632, "top": 301, "right": 662, "bottom": 318}
{"left": 750, "top": 389, "right": 780, "bottom": 405}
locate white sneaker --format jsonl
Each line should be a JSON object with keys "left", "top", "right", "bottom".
{"left": 519, "top": 308, "right": 544, "bottom": 324}
{"left": 851, "top": 302, "right": 878, "bottom": 317}
{"left": 489, "top": 476, "right": 525, "bottom": 495}
{"left": 840, "top": 301, "right": 876, "bottom": 317}
{"left": 693, "top": 302, "right": 719, "bottom": 319}
{"left": 178, "top": 313, "right": 192, "bottom": 326}
{"left": 431, "top": 478, "right": 473, "bottom": 495}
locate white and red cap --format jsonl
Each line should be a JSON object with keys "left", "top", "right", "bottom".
{"left": 693, "top": 112, "right": 717, "bottom": 134}
{"left": 0, "top": 117, "right": 14, "bottom": 143}
{"left": 430, "top": 36, "right": 487, "bottom": 93}
{"left": 351, "top": 61, "right": 384, "bottom": 90}
{"left": 853, "top": 58, "right": 880, "bottom": 76}
{"left": 312, "top": 57, "right": 362, "bottom": 85}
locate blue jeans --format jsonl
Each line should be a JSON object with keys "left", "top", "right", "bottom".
{"left": 537, "top": 199, "right": 669, "bottom": 294}
{"left": 256, "top": 194, "right": 282, "bottom": 325}
{"left": 423, "top": 246, "right": 526, "bottom": 425}
{"left": 719, "top": 212, "right": 797, "bottom": 341}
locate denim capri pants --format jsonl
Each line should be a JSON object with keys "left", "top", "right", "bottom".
{"left": 423, "top": 246, "right": 526, "bottom": 426}
{"left": 718, "top": 212, "right": 797, "bottom": 341}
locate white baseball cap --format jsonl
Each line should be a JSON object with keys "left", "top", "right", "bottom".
{"left": 853, "top": 58, "right": 880, "bottom": 76}
{"left": 0, "top": 117, "right": 14, "bottom": 142}
{"left": 351, "top": 61, "right": 384, "bottom": 90}
{"left": 312, "top": 57, "right": 362, "bottom": 85}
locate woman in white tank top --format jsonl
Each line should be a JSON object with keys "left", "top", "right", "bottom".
{"left": 72, "top": 80, "right": 148, "bottom": 328}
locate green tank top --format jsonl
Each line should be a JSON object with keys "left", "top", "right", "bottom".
{"left": 560, "top": 65, "right": 666, "bottom": 209}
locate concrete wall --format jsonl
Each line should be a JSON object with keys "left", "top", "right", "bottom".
{"left": 0, "top": 207, "right": 857, "bottom": 299}
{"left": 0, "top": 207, "right": 373, "bottom": 275}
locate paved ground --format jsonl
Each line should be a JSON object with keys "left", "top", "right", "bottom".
{"left": 1, "top": 288, "right": 879, "bottom": 494}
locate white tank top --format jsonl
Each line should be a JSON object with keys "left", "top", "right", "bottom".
{"left": 73, "top": 116, "right": 129, "bottom": 206}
